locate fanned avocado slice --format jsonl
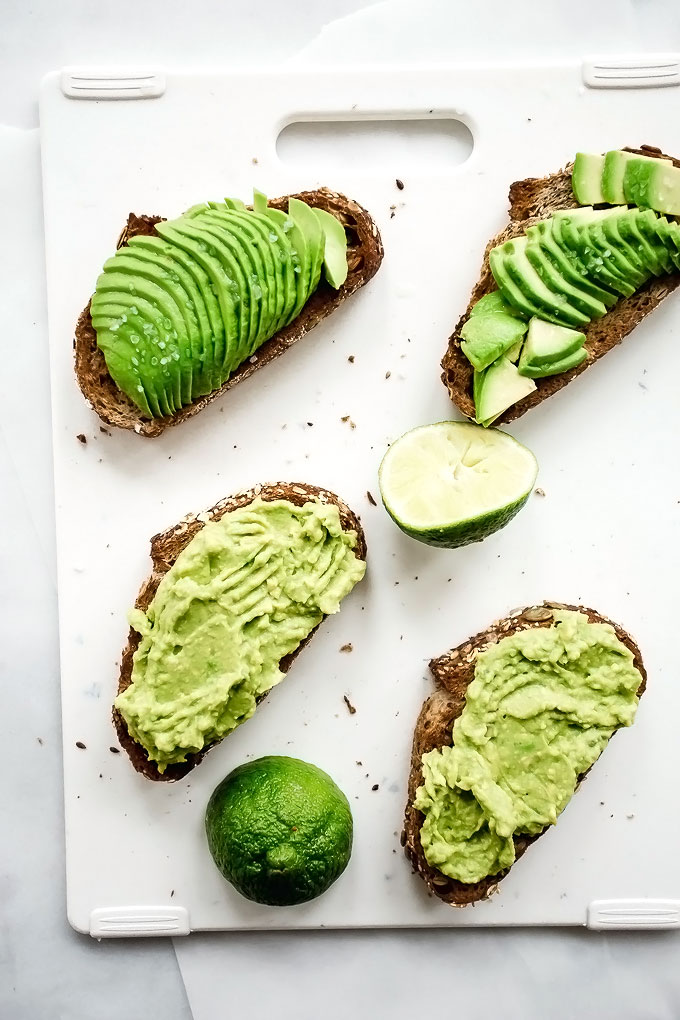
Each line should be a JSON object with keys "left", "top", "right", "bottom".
{"left": 288, "top": 198, "right": 324, "bottom": 302}
{"left": 312, "top": 207, "right": 348, "bottom": 289}
{"left": 249, "top": 208, "right": 297, "bottom": 333}
{"left": 629, "top": 210, "right": 673, "bottom": 276}
{"left": 191, "top": 207, "right": 268, "bottom": 357}
{"left": 526, "top": 221, "right": 618, "bottom": 308}
{"left": 155, "top": 220, "right": 241, "bottom": 382}
{"left": 551, "top": 211, "right": 636, "bottom": 297}
{"left": 652, "top": 216, "right": 680, "bottom": 272}
{"left": 583, "top": 219, "right": 651, "bottom": 291}
{"left": 100, "top": 253, "right": 196, "bottom": 405}
{"left": 91, "top": 287, "right": 180, "bottom": 413}
{"left": 488, "top": 247, "right": 554, "bottom": 321}
{"left": 91, "top": 304, "right": 172, "bottom": 417}
{"left": 527, "top": 222, "right": 617, "bottom": 307}
{"left": 523, "top": 238, "right": 607, "bottom": 319}
{"left": 256, "top": 198, "right": 305, "bottom": 327}
{"left": 125, "top": 236, "right": 213, "bottom": 399}
{"left": 498, "top": 237, "right": 590, "bottom": 326}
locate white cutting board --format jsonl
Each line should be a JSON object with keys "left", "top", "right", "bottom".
{"left": 40, "top": 60, "right": 680, "bottom": 936}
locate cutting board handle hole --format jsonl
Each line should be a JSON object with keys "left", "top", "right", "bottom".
{"left": 276, "top": 118, "right": 473, "bottom": 174}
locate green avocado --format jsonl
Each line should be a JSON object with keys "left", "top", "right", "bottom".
{"left": 496, "top": 237, "right": 589, "bottom": 327}
{"left": 288, "top": 198, "right": 324, "bottom": 299}
{"left": 474, "top": 356, "right": 536, "bottom": 426}
{"left": 614, "top": 209, "right": 668, "bottom": 277}
{"left": 654, "top": 216, "right": 680, "bottom": 271}
{"left": 469, "top": 291, "right": 523, "bottom": 318}
{"left": 523, "top": 235, "right": 607, "bottom": 319}
{"left": 551, "top": 210, "right": 636, "bottom": 297}
{"left": 624, "top": 157, "right": 680, "bottom": 216}
{"left": 583, "top": 219, "right": 651, "bottom": 291}
{"left": 601, "top": 149, "right": 665, "bottom": 204}
{"left": 99, "top": 253, "right": 197, "bottom": 405}
{"left": 115, "top": 498, "right": 366, "bottom": 771}
{"left": 128, "top": 234, "right": 224, "bottom": 395}
{"left": 489, "top": 247, "right": 554, "bottom": 321}
{"left": 599, "top": 212, "right": 652, "bottom": 281}
{"left": 517, "top": 316, "right": 585, "bottom": 368}
{"left": 312, "top": 207, "right": 349, "bottom": 289}
{"left": 572, "top": 152, "right": 605, "bottom": 205}
{"left": 460, "top": 311, "right": 528, "bottom": 371}
{"left": 525, "top": 221, "right": 618, "bottom": 309}
{"left": 518, "top": 345, "right": 587, "bottom": 378}
{"left": 258, "top": 202, "right": 309, "bottom": 326}
{"left": 414, "top": 611, "right": 642, "bottom": 884}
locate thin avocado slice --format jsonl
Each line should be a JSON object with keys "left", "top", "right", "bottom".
{"left": 474, "top": 357, "right": 536, "bottom": 426}
{"left": 525, "top": 221, "right": 618, "bottom": 308}
{"left": 91, "top": 304, "right": 172, "bottom": 417}
{"left": 259, "top": 203, "right": 305, "bottom": 327}
{"left": 91, "top": 286, "right": 180, "bottom": 413}
{"left": 599, "top": 211, "right": 651, "bottom": 279}
{"left": 505, "top": 337, "right": 524, "bottom": 363}
{"left": 222, "top": 207, "right": 290, "bottom": 345}
{"left": 125, "top": 236, "right": 213, "bottom": 399}
{"left": 288, "top": 198, "right": 324, "bottom": 301}
{"left": 170, "top": 218, "right": 253, "bottom": 375}
{"left": 128, "top": 234, "right": 222, "bottom": 395}
{"left": 523, "top": 236, "right": 607, "bottom": 319}
{"left": 196, "top": 207, "right": 271, "bottom": 354}
{"left": 654, "top": 217, "right": 680, "bottom": 271}
{"left": 312, "top": 207, "right": 348, "bottom": 289}
{"left": 459, "top": 311, "right": 528, "bottom": 372}
{"left": 551, "top": 211, "right": 636, "bottom": 297}
{"left": 499, "top": 236, "right": 590, "bottom": 327}
{"left": 469, "top": 291, "right": 524, "bottom": 318}
{"left": 155, "top": 219, "right": 240, "bottom": 382}
{"left": 615, "top": 209, "right": 667, "bottom": 277}
{"left": 101, "top": 253, "right": 196, "bottom": 406}
{"left": 633, "top": 210, "right": 674, "bottom": 275}
{"left": 489, "top": 247, "right": 554, "bottom": 321}
{"left": 518, "top": 345, "right": 587, "bottom": 379}
{"left": 602, "top": 150, "right": 645, "bottom": 204}
{"left": 518, "top": 317, "right": 585, "bottom": 369}
{"left": 582, "top": 219, "right": 651, "bottom": 290}
{"left": 572, "top": 153, "right": 605, "bottom": 205}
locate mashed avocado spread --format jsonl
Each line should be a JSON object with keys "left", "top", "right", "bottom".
{"left": 414, "top": 611, "right": 642, "bottom": 884}
{"left": 115, "top": 498, "right": 365, "bottom": 771}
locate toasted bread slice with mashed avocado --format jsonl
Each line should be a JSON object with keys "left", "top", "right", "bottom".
{"left": 113, "top": 481, "right": 367, "bottom": 781}
{"left": 442, "top": 145, "right": 680, "bottom": 424}
{"left": 76, "top": 189, "right": 383, "bottom": 437}
{"left": 403, "top": 602, "right": 646, "bottom": 906}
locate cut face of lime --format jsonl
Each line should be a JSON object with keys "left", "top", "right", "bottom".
{"left": 378, "top": 421, "right": 538, "bottom": 548}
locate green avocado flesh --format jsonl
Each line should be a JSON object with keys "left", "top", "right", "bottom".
{"left": 91, "top": 192, "right": 349, "bottom": 417}
{"left": 471, "top": 200, "right": 680, "bottom": 421}
{"left": 115, "top": 498, "right": 365, "bottom": 771}
{"left": 415, "top": 611, "right": 642, "bottom": 884}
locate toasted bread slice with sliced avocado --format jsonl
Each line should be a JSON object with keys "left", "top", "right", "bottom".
{"left": 113, "top": 481, "right": 366, "bottom": 781}
{"left": 403, "top": 601, "right": 646, "bottom": 906}
{"left": 442, "top": 145, "right": 680, "bottom": 424}
{"left": 76, "top": 189, "right": 383, "bottom": 438}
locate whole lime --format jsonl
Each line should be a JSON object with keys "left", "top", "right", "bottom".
{"left": 205, "top": 756, "right": 353, "bottom": 906}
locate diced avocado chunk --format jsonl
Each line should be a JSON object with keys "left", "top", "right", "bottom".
{"left": 623, "top": 158, "right": 680, "bottom": 216}
{"left": 469, "top": 291, "right": 523, "bottom": 318}
{"left": 460, "top": 311, "right": 528, "bottom": 372}
{"left": 474, "top": 357, "right": 536, "bottom": 426}
{"left": 518, "top": 345, "right": 587, "bottom": 379}
{"left": 518, "top": 317, "right": 585, "bottom": 369}
{"left": 312, "top": 207, "right": 348, "bottom": 289}
{"left": 572, "top": 153, "right": 605, "bottom": 205}
{"left": 505, "top": 337, "right": 524, "bottom": 363}
{"left": 601, "top": 150, "right": 665, "bottom": 204}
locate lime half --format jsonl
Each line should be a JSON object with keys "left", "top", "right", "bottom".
{"left": 378, "top": 421, "right": 538, "bottom": 548}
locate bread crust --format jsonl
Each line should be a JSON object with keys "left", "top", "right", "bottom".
{"left": 442, "top": 145, "right": 680, "bottom": 424}
{"left": 403, "top": 601, "right": 646, "bottom": 906}
{"left": 113, "top": 482, "right": 367, "bottom": 781}
{"left": 76, "top": 189, "right": 383, "bottom": 436}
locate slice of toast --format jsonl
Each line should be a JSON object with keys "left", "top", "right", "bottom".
{"left": 113, "top": 481, "right": 367, "bottom": 781}
{"left": 442, "top": 145, "right": 680, "bottom": 424}
{"left": 403, "top": 601, "right": 646, "bottom": 906}
{"left": 76, "top": 189, "right": 383, "bottom": 437}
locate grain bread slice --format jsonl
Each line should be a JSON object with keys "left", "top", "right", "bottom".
{"left": 442, "top": 145, "right": 680, "bottom": 424}
{"left": 113, "top": 481, "right": 367, "bottom": 781}
{"left": 403, "top": 601, "right": 646, "bottom": 906}
{"left": 76, "top": 189, "right": 384, "bottom": 437}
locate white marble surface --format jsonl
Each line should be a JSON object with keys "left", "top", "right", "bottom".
{"left": 2, "top": 0, "right": 680, "bottom": 1017}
